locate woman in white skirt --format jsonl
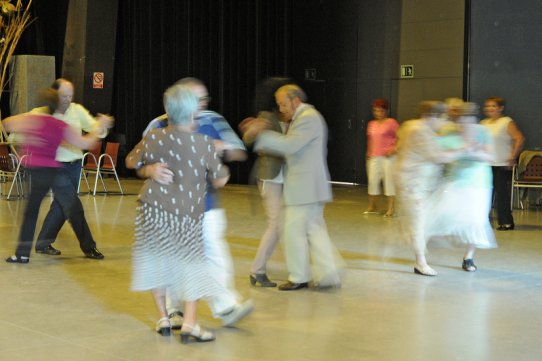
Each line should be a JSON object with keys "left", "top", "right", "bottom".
{"left": 395, "top": 101, "right": 465, "bottom": 276}
{"left": 424, "top": 102, "right": 497, "bottom": 272}
{"left": 126, "top": 84, "right": 230, "bottom": 343}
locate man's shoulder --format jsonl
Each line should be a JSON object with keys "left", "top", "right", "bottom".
{"left": 30, "top": 106, "right": 49, "bottom": 114}
{"left": 64, "top": 103, "right": 92, "bottom": 119}
{"left": 197, "top": 110, "right": 226, "bottom": 123}
{"left": 151, "top": 113, "right": 168, "bottom": 122}
{"left": 299, "top": 104, "right": 318, "bottom": 114}
{"left": 67, "top": 102, "right": 87, "bottom": 111}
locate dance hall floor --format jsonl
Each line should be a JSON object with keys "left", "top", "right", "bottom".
{"left": 1, "top": 179, "right": 542, "bottom": 361}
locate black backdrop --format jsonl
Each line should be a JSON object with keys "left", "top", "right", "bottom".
{"left": 13, "top": 0, "right": 405, "bottom": 185}
{"left": 111, "top": 0, "right": 293, "bottom": 183}
{"left": 14, "top": 0, "right": 293, "bottom": 184}
{"left": 467, "top": 0, "right": 542, "bottom": 149}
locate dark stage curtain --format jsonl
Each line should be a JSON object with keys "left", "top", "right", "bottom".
{"left": 112, "top": 0, "right": 292, "bottom": 183}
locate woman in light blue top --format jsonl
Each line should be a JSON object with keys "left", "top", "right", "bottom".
{"left": 425, "top": 102, "right": 497, "bottom": 272}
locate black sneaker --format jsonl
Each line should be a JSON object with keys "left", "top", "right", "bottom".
{"left": 36, "top": 245, "right": 61, "bottom": 255}
{"left": 83, "top": 248, "right": 104, "bottom": 260}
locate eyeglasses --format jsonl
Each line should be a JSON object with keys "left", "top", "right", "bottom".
{"left": 199, "top": 96, "right": 212, "bottom": 102}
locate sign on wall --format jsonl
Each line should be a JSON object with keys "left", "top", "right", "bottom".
{"left": 93, "top": 72, "right": 104, "bottom": 88}
{"left": 400, "top": 65, "right": 414, "bottom": 78}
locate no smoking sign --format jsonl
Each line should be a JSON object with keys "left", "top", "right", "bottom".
{"left": 93, "top": 72, "right": 104, "bottom": 88}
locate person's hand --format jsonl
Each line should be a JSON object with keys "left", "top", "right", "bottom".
{"left": 242, "top": 117, "right": 270, "bottom": 139}
{"left": 238, "top": 117, "right": 256, "bottom": 133}
{"left": 213, "top": 139, "right": 226, "bottom": 156}
{"left": 96, "top": 113, "right": 115, "bottom": 129}
{"left": 147, "top": 163, "right": 174, "bottom": 185}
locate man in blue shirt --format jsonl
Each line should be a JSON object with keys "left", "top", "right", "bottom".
{"left": 141, "top": 77, "right": 253, "bottom": 328}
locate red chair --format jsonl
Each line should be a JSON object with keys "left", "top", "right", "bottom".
{"left": 93, "top": 142, "right": 124, "bottom": 195}
{"left": 79, "top": 140, "right": 103, "bottom": 193}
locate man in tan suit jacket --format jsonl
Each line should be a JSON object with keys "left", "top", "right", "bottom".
{"left": 249, "top": 84, "right": 343, "bottom": 290}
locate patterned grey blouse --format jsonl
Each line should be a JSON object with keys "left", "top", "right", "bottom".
{"left": 127, "top": 127, "right": 229, "bottom": 216}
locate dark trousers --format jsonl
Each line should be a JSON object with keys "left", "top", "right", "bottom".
{"left": 492, "top": 166, "right": 514, "bottom": 226}
{"left": 35, "top": 161, "right": 96, "bottom": 252}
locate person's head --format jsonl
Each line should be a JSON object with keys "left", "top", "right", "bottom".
{"left": 51, "top": 78, "right": 74, "bottom": 113}
{"left": 253, "top": 77, "right": 292, "bottom": 114}
{"left": 445, "top": 97, "right": 464, "bottom": 121}
{"left": 371, "top": 98, "right": 389, "bottom": 120}
{"left": 163, "top": 83, "right": 199, "bottom": 127}
{"left": 458, "top": 102, "right": 480, "bottom": 124}
{"left": 175, "top": 77, "right": 210, "bottom": 111}
{"left": 38, "top": 88, "right": 59, "bottom": 115}
{"left": 274, "top": 84, "right": 307, "bottom": 121}
{"left": 483, "top": 96, "right": 505, "bottom": 119}
{"left": 418, "top": 100, "right": 446, "bottom": 118}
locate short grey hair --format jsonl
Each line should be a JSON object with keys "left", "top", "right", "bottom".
{"left": 163, "top": 83, "right": 198, "bottom": 126}
{"left": 175, "top": 77, "right": 205, "bottom": 87}
{"left": 276, "top": 84, "right": 307, "bottom": 102}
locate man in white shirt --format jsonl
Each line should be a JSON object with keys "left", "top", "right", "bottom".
{"left": 34, "top": 79, "right": 112, "bottom": 259}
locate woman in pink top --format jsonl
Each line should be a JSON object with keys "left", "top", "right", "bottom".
{"left": 3, "top": 89, "right": 105, "bottom": 263}
{"left": 365, "top": 99, "right": 399, "bottom": 217}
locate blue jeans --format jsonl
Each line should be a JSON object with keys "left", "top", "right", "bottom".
{"left": 35, "top": 161, "right": 96, "bottom": 252}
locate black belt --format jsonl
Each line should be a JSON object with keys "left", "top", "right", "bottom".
{"left": 61, "top": 160, "right": 81, "bottom": 165}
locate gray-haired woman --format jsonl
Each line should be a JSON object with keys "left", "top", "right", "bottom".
{"left": 126, "top": 83, "right": 229, "bottom": 343}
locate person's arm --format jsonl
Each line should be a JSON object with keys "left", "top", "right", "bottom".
{"left": 75, "top": 104, "right": 113, "bottom": 138}
{"left": 143, "top": 114, "right": 168, "bottom": 137}
{"left": 125, "top": 139, "right": 145, "bottom": 170}
{"left": 62, "top": 125, "right": 100, "bottom": 150}
{"left": 1, "top": 113, "right": 33, "bottom": 133}
{"left": 386, "top": 119, "right": 400, "bottom": 157}
{"left": 254, "top": 113, "right": 320, "bottom": 157}
{"left": 202, "top": 112, "right": 247, "bottom": 161}
{"left": 135, "top": 163, "right": 174, "bottom": 184}
{"left": 212, "top": 173, "right": 230, "bottom": 189}
{"left": 204, "top": 138, "right": 230, "bottom": 188}
{"left": 507, "top": 121, "right": 525, "bottom": 165}
{"left": 462, "top": 126, "right": 495, "bottom": 163}
{"left": 412, "top": 125, "right": 464, "bottom": 164}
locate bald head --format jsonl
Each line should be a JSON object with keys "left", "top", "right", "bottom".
{"left": 275, "top": 84, "right": 306, "bottom": 121}
{"left": 52, "top": 78, "right": 74, "bottom": 114}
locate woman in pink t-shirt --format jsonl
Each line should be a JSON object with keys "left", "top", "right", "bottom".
{"left": 3, "top": 89, "right": 105, "bottom": 263}
{"left": 365, "top": 99, "right": 399, "bottom": 217}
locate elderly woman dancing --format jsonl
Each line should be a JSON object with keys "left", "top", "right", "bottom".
{"left": 395, "top": 101, "right": 464, "bottom": 276}
{"left": 126, "top": 83, "right": 229, "bottom": 343}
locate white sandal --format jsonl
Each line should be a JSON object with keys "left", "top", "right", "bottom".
{"left": 155, "top": 316, "right": 171, "bottom": 336}
{"left": 180, "top": 324, "right": 215, "bottom": 343}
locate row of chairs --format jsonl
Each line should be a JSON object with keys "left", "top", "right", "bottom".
{"left": 0, "top": 144, "right": 28, "bottom": 199}
{"left": 1, "top": 140, "right": 123, "bottom": 199}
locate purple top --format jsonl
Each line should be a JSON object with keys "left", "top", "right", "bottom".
{"left": 20, "top": 114, "right": 69, "bottom": 168}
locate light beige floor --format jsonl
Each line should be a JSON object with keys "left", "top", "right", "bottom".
{"left": 1, "top": 179, "right": 542, "bottom": 361}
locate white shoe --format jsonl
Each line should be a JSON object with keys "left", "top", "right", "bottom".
{"left": 220, "top": 300, "right": 254, "bottom": 327}
{"left": 168, "top": 311, "right": 184, "bottom": 329}
{"left": 414, "top": 264, "right": 438, "bottom": 276}
{"left": 180, "top": 324, "right": 215, "bottom": 343}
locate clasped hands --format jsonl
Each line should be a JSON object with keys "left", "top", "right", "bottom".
{"left": 146, "top": 163, "right": 174, "bottom": 185}
{"left": 238, "top": 117, "right": 271, "bottom": 143}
